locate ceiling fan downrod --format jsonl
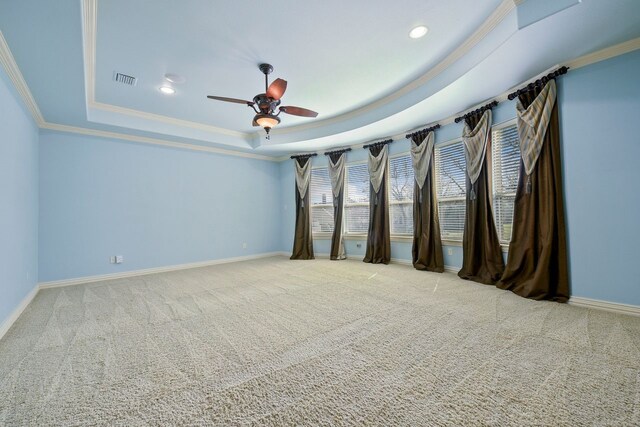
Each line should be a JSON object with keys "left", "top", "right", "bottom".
{"left": 259, "top": 63, "right": 274, "bottom": 93}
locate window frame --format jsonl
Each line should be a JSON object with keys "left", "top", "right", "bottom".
{"left": 312, "top": 155, "right": 416, "bottom": 241}
{"left": 343, "top": 160, "right": 370, "bottom": 238}
{"left": 491, "top": 118, "right": 520, "bottom": 249}
{"left": 308, "top": 125, "right": 518, "bottom": 251}
{"left": 388, "top": 152, "right": 414, "bottom": 238}
{"left": 434, "top": 137, "right": 467, "bottom": 246}
{"left": 309, "top": 165, "right": 335, "bottom": 238}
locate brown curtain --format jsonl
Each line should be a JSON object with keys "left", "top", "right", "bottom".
{"left": 497, "top": 87, "right": 569, "bottom": 301}
{"left": 329, "top": 152, "right": 345, "bottom": 260}
{"left": 458, "top": 114, "right": 505, "bottom": 284}
{"left": 364, "top": 145, "right": 390, "bottom": 264}
{"left": 411, "top": 135, "right": 444, "bottom": 272}
{"left": 290, "top": 157, "right": 314, "bottom": 260}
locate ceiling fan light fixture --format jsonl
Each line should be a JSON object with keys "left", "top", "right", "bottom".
{"left": 254, "top": 113, "right": 280, "bottom": 129}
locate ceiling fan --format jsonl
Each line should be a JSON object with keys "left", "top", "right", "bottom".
{"left": 207, "top": 63, "right": 318, "bottom": 138}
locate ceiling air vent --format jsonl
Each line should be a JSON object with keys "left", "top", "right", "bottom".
{"left": 113, "top": 72, "right": 137, "bottom": 86}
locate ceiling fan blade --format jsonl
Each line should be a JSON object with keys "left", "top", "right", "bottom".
{"left": 207, "top": 95, "right": 254, "bottom": 106}
{"left": 266, "top": 78, "right": 287, "bottom": 100}
{"left": 279, "top": 106, "right": 318, "bottom": 118}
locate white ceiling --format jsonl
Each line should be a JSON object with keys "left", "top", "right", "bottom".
{"left": 1, "top": 0, "right": 639, "bottom": 156}
{"left": 95, "top": 0, "right": 502, "bottom": 131}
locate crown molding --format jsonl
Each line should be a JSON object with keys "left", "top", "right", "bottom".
{"left": 277, "top": 36, "right": 640, "bottom": 161}
{"left": 82, "top": 0, "right": 97, "bottom": 105}
{"left": 273, "top": 0, "right": 518, "bottom": 136}
{"left": 81, "top": 0, "right": 517, "bottom": 142}
{"left": 3, "top": 5, "right": 640, "bottom": 163}
{"left": 82, "top": 0, "right": 250, "bottom": 141}
{"left": 89, "top": 100, "right": 249, "bottom": 139}
{"left": 40, "top": 122, "right": 279, "bottom": 161}
{"left": 0, "top": 31, "right": 45, "bottom": 126}
{"left": 566, "top": 36, "right": 640, "bottom": 70}
{"left": 1, "top": 26, "right": 277, "bottom": 161}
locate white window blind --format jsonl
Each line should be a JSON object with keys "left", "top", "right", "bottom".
{"left": 435, "top": 141, "right": 466, "bottom": 241}
{"left": 492, "top": 123, "right": 521, "bottom": 243}
{"left": 389, "top": 154, "right": 414, "bottom": 235}
{"left": 345, "top": 163, "right": 370, "bottom": 233}
{"left": 310, "top": 168, "right": 334, "bottom": 233}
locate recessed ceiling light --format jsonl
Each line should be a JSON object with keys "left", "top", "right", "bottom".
{"left": 409, "top": 25, "right": 428, "bottom": 39}
{"left": 164, "top": 73, "right": 185, "bottom": 84}
{"left": 159, "top": 85, "right": 176, "bottom": 95}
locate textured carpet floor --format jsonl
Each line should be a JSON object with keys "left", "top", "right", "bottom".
{"left": 1, "top": 256, "right": 639, "bottom": 426}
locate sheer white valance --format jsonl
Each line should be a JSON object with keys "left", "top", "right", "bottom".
{"left": 368, "top": 144, "right": 388, "bottom": 194}
{"left": 462, "top": 109, "right": 492, "bottom": 188}
{"left": 410, "top": 131, "right": 434, "bottom": 190}
{"left": 294, "top": 158, "right": 312, "bottom": 204}
{"left": 516, "top": 80, "right": 557, "bottom": 176}
{"left": 328, "top": 153, "right": 345, "bottom": 201}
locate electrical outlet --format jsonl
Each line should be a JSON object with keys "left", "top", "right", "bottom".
{"left": 356, "top": 243, "right": 362, "bottom": 248}
{"left": 115, "top": 255, "right": 124, "bottom": 264}
{"left": 242, "top": 243, "right": 247, "bottom": 249}
{"left": 110, "top": 256, "right": 116, "bottom": 264}
{"left": 447, "top": 248, "right": 453, "bottom": 256}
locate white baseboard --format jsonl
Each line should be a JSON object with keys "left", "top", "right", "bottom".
{"left": 0, "top": 284, "right": 39, "bottom": 341}
{"left": 38, "top": 252, "right": 286, "bottom": 289}
{"left": 569, "top": 297, "right": 640, "bottom": 317}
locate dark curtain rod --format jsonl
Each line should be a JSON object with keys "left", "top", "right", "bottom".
{"left": 454, "top": 100, "right": 498, "bottom": 124}
{"left": 363, "top": 138, "right": 394, "bottom": 150}
{"left": 507, "top": 66, "right": 569, "bottom": 100}
{"left": 324, "top": 147, "right": 352, "bottom": 156}
{"left": 405, "top": 123, "right": 441, "bottom": 140}
{"left": 290, "top": 153, "right": 318, "bottom": 160}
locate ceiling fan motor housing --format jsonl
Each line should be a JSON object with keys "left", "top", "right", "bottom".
{"left": 253, "top": 94, "right": 280, "bottom": 114}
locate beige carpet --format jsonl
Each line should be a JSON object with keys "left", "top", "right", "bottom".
{"left": 0, "top": 256, "right": 639, "bottom": 426}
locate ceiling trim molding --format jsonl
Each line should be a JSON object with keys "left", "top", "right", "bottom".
{"left": 276, "top": 36, "right": 640, "bottom": 162}
{"left": 566, "top": 36, "right": 640, "bottom": 70}
{"left": 82, "top": 0, "right": 517, "bottom": 141}
{"left": 40, "top": 122, "right": 279, "bottom": 161}
{"left": 82, "top": 0, "right": 97, "bottom": 105}
{"left": 90, "top": 101, "right": 250, "bottom": 139}
{"left": 3, "top": 8, "right": 638, "bottom": 163}
{"left": 0, "top": 31, "right": 45, "bottom": 126}
{"left": 82, "top": 0, "right": 250, "bottom": 140}
{"left": 273, "top": 0, "right": 518, "bottom": 136}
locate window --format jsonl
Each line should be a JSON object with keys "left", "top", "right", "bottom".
{"left": 435, "top": 141, "right": 466, "bottom": 241}
{"left": 492, "top": 123, "right": 521, "bottom": 243}
{"left": 310, "top": 168, "right": 334, "bottom": 233}
{"left": 389, "top": 155, "right": 414, "bottom": 234}
{"left": 345, "top": 163, "right": 369, "bottom": 233}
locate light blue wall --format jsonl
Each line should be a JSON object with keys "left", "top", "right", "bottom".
{"left": 0, "top": 66, "right": 39, "bottom": 327}
{"left": 4, "top": 43, "right": 639, "bottom": 314}
{"left": 558, "top": 49, "right": 640, "bottom": 306}
{"left": 280, "top": 50, "right": 640, "bottom": 306}
{"left": 38, "top": 132, "right": 281, "bottom": 282}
